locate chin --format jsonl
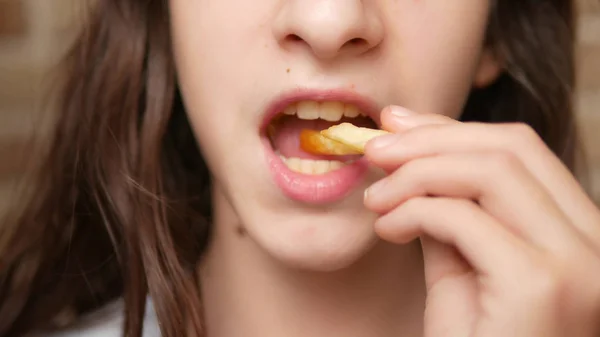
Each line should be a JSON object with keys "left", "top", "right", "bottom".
{"left": 244, "top": 201, "right": 381, "bottom": 272}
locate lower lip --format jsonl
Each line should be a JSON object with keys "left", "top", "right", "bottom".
{"left": 262, "top": 137, "right": 369, "bottom": 204}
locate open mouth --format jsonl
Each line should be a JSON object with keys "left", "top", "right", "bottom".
{"left": 264, "top": 100, "right": 378, "bottom": 175}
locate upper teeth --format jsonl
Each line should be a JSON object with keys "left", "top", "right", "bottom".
{"left": 283, "top": 101, "right": 364, "bottom": 122}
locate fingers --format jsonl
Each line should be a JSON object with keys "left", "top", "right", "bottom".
{"left": 364, "top": 153, "right": 579, "bottom": 255}
{"left": 372, "top": 106, "right": 600, "bottom": 337}
{"left": 379, "top": 105, "right": 457, "bottom": 133}
{"left": 375, "top": 196, "right": 532, "bottom": 279}
{"left": 368, "top": 106, "right": 600, "bottom": 249}
{"left": 381, "top": 197, "right": 600, "bottom": 337}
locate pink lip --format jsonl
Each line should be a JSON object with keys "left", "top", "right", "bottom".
{"left": 261, "top": 88, "right": 381, "bottom": 204}
{"left": 264, "top": 137, "right": 369, "bottom": 204}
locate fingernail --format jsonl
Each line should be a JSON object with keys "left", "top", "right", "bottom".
{"left": 368, "top": 134, "right": 397, "bottom": 150}
{"left": 365, "top": 179, "right": 387, "bottom": 199}
{"left": 389, "top": 106, "right": 414, "bottom": 117}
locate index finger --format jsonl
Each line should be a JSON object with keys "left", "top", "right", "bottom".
{"left": 379, "top": 105, "right": 459, "bottom": 133}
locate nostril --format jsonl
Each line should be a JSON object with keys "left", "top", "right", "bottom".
{"left": 344, "top": 37, "right": 368, "bottom": 48}
{"left": 286, "top": 34, "right": 304, "bottom": 42}
{"left": 281, "top": 34, "right": 371, "bottom": 58}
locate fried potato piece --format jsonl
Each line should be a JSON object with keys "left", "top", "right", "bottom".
{"left": 299, "top": 123, "right": 390, "bottom": 155}
{"left": 299, "top": 129, "right": 361, "bottom": 155}
{"left": 320, "top": 123, "right": 389, "bottom": 153}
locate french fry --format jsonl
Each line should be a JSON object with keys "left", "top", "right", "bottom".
{"left": 299, "top": 129, "right": 361, "bottom": 155}
{"left": 320, "top": 123, "right": 390, "bottom": 153}
{"left": 299, "top": 123, "right": 390, "bottom": 155}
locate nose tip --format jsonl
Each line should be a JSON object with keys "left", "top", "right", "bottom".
{"left": 274, "top": 1, "right": 384, "bottom": 60}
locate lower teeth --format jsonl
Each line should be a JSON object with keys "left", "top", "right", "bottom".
{"left": 279, "top": 156, "right": 351, "bottom": 175}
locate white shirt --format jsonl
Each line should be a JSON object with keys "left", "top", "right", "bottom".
{"left": 41, "top": 299, "right": 161, "bottom": 337}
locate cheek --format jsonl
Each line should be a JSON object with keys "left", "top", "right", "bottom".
{"left": 168, "top": 0, "right": 268, "bottom": 155}
{"left": 170, "top": 1, "right": 244, "bottom": 111}
{"left": 385, "top": 0, "right": 491, "bottom": 118}
{"left": 169, "top": 0, "right": 273, "bottom": 87}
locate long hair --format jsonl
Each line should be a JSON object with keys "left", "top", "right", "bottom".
{"left": 0, "top": 0, "right": 580, "bottom": 336}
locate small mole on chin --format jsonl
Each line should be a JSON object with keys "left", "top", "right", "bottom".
{"left": 286, "top": 68, "right": 291, "bottom": 73}
{"left": 236, "top": 226, "right": 247, "bottom": 237}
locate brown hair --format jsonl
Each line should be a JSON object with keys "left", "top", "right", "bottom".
{"left": 0, "top": 0, "right": 582, "bottom": 336}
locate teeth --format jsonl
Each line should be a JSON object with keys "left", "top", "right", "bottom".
{"left": 344, "top": 104, "right": 360, "bottom": 118}
{"left": 285, "top": 157, "right": 300, "bottom": 170}
{"left": 300, "top": 159, "right": 315, "bottom": 173}
{"left": 283, "top": 104, "right": 297, "bottom": 115}
{"left": 282, "top": 101, "right": 365, "bottom": 122}
{"left": 281, "top": 156, "right": 348, "bottom": 175}
{"left": 313, "top": 160, "right": 330, "bottom": 174}
{"left": 319, "top": 102, "right": 344, "bottom": 121}
{"left": 329, "top": 161, "right": 346, "bottom": 170}
{"left": 297, "top": 101, "right": 320, "bottom": 120}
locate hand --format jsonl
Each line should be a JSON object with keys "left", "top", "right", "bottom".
{"left": 363, "top": 106, "right": 600, "bottom": 337}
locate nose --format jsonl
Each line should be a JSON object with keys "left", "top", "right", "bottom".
{"left": 273, "top": 0, "right": 384, "bottom": 60}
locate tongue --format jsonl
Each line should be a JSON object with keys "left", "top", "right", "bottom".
{"left": 271, "top": 116, "right": 371, "bottom": 161}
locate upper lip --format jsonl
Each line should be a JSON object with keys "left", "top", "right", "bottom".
{"left": 261, "top": 88, "right": 383, "bottom": 133}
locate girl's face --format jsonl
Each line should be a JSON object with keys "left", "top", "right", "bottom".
{"left": 169, "top": 0, "right": 498, "bottom": 270}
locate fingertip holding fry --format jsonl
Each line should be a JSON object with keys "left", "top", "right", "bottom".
{"left": 388, "top": 105, "right": 414, "bottom": 118}
{"left": 379, "top": 106, "right": 416, "bottom": 132}
{"left": 365, "top": 133, "right": 398, "bottom": 151}
{"left": 382, "top": 106, "right": 460, "bottom": 133}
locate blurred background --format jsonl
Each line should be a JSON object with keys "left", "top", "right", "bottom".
{"left": 0, "top": 0, "right": 599, "bottom": 213}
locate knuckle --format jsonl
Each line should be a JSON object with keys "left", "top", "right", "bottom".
{"left": 503, "top": 122, "right": 544, "bottom": 148}
{"left": 511, "top": 252, "right": 600, "bottom": 319}
{"left": 516, "top": 260, "right": 565, "bottom": 304}
{"left": 484, "top": 151, "right": 523, "bottom": 175}
{"left": 505, "top": 122, "right": 537, "bottom": 139}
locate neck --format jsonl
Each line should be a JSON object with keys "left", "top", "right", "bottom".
{"left": 199, "top": 190, "right": 426, "bottom": 337}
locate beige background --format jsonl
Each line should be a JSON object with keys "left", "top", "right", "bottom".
{"left": 0, "top": 0, "right": 599, "bottom": 210}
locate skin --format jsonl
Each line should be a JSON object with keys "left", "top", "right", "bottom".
{"left": 365, "top": 108, "right": 600, "bottom": 337}
{"left": 169, "top": 0, "right": 600, "bottom": 336}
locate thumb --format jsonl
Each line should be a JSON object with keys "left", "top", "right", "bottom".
{"left": 421, "top": 236, "right": 471, "bottom": 291}
{"left": 421, "top": 236, "right": 478, "bottom": 337}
